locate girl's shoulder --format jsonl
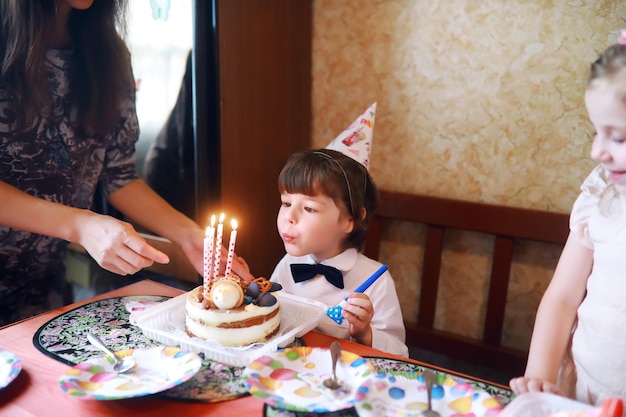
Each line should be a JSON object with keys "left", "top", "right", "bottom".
{"left": 572, "top": 165, "right": 608, "bottom": 218}
{"left": 579, "top": 164, "right": 609, "bottom": 197}
{"left": 570, "top": 165, "right": 622, "bottom": 248}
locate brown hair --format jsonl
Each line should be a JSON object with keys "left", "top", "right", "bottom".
{"left": 589, "top": 44, "right": 626, "bottom": 87}
{"left": 0, "top": 0, "right": 130, "bottom": 135}
{"left": 278, "top": 149, "right": 379, "bottom": 250}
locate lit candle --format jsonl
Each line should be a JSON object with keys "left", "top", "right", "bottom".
{"left": 213, "top": 213, "right": 225, "bottom": 277}
{"left": 224, "top": 219, "right": 238, "bottom": 276}
{"left": 203, "top": 215, "right": 216, "bottom": 293}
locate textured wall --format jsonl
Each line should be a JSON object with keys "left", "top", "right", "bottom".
{"left": 312, "top": 1, "right": 625, "bottom": 352}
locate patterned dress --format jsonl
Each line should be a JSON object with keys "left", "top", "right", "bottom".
{"left": 0, "top": 49, "right": 139, "bottom": 326}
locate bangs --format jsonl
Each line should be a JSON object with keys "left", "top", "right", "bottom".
{"left": 278, "top": 152, "right": 347, "bottom": 206}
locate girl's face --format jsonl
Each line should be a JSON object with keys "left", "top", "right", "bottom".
{"left": 277, "top": 192, "right": 354, "bottom": 262}
{"left": 586, "top": 80, "right": 626, "bottom": 193}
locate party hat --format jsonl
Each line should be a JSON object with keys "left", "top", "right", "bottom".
{"left": 325, "top": 102, "right": 376, "bottom": 170}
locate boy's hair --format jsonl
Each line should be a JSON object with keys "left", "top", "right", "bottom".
{"left": 278, "top": 149, "right": 379, "bottom": 250}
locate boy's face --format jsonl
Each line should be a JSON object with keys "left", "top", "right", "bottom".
{"left": 277, "top": 192, "right": 354, "bottom": 261}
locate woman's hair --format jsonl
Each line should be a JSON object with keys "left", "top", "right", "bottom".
{"left": 278, "top": 149, "right": 379, "bottom": 250}
{"left": 0, "top": 0, "right": 130, "bottom": 135}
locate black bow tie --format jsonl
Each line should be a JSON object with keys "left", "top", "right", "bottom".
{"left": 290, "top": 263, "right": 344, "bottom": 289}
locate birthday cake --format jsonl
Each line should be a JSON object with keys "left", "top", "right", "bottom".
{"left": 184, "top": 275, "right": 282, "bottom": 347}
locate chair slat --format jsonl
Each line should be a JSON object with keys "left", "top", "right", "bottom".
{"left": 363, "top": 190, "right": 569, "bottom": 377}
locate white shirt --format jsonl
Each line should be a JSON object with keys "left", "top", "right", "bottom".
{"left": 569, "top": 164, "right": 626, "bottom": 403}
{"left": 270, "top": 248, "right": 409, "bottom": 357}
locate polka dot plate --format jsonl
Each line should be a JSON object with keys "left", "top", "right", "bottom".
{"left": 244, "top": 347, "right": 375, "bottom": 413}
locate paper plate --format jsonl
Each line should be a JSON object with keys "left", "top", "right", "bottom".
{"left": 59, "top": 346, "right": 201, "bottom": 400}
{"left": 244, "top": 347, "right": 376, "bottom": 412}
{"left": 0, "top": 350, "right": 22, "bottom": 389}
{"left": 356, "top": 371, "right": 503, "bottom": 417}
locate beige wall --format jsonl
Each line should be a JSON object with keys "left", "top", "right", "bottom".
{"left": 312, "top": 1, "right": 625, "bottom": 352}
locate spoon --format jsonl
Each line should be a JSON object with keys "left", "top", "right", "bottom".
{"left": 87, "top": 333, "right": 135, "bottom": 373}
{"left": 323, "top": 341, "right": 342, "bottom": 390}
{"left": 421, "top": 369, "right": 441, "bottom": 417}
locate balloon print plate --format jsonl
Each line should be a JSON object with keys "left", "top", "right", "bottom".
{"left": 59, "top": 346, "right": 201, "bottom": 400}
{"left": 0, "top": 350, "right": 22, "bottom": 389}
{"left": 244, "top": 347, "right": 376, "bottom": 413}
{"left": 356, "top": 371, "right": 503, "bottom": 417}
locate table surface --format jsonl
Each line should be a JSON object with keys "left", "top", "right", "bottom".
{"left": 0, "top": 279, "right": 509, "bottom": 417}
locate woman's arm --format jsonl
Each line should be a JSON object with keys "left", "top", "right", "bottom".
{"left": 108, "top": 179, "right": 253, "bottom": 280}
{"left": 0, "top": 180, "right": 170, "bottom": 275}
{"left": 510, "top": 232, "right": 592, "bottom": 394}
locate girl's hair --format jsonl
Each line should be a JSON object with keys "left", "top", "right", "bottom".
{"left": 278, "top": 149, "right": 379, "bottom": 250}
{"left": 589, "top": 43, "right": 626, "bottom": 85}
{"left": 0, "top": 0, "right": 130, "bottom": 135}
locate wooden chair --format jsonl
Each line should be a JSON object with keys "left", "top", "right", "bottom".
{"left": 363, "top": 190, "right": 569, "bottom": 375}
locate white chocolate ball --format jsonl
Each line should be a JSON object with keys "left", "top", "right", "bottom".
{"left": 210, "top": 280, "right": 243, "bottom": 309}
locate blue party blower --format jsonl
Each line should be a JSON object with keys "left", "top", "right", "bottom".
{"left": 326, "top": 264, "right": 388, "bottom": 325}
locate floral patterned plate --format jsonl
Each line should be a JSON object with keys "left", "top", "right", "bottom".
{"left": 0, "top": 350, "right": 22, "bottom": 389}
{"left": 34, "top": 295, "right": 307, "bottom": 403}
{"left": 245, "top": 347, "right": 376, "bottom": 413}
{"left": 59, "top": 346, "right": 201, "bottom": 400}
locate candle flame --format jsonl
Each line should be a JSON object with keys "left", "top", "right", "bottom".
{"left": 231, "top": 219, "right": 238, "bottom": 230}
{"left": 210, "top": 214, "right": 216, "bottom": 226}
{"left": 219, "top": 213, "right": 225, "bottom": 223}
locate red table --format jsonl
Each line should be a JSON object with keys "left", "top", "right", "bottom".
{"left": 0, "top": 280, "right": 508, "bottom": 417}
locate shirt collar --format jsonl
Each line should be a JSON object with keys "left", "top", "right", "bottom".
{"left": 306, "top": 248, "right": 358, "bottom": 272}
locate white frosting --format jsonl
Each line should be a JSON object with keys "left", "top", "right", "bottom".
{"left": 185, "top": 286, "right": 280, "bottom": 347}
{"left": 185, "top": 312, "right": 281, "bottom": 347}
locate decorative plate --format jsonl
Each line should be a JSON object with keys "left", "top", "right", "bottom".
{"left": 244, "top": 347, "right": 376, "bottom": 413}
{"left": 0, "top": 350, "right": 22, "bottom": 389}
{"left": 59, "top": 346, "right": 201, "bottom": 400}
{"left": 356, "top": 371, "right": 503, "bottom": 417}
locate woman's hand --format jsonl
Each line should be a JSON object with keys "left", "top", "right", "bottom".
{"left": 343, "top": 293, "right": 374, "bottom": 346}
{"left": 77, "top": 212, "right": 170, "bottom": 275}
{"left": 177, "top": 226, "right": 254, "bottom": 281}
{"left": 509, "top": 376, "right": 563, "bottom": 396}
{"left": 231, "top": 253, "right": 252, "bottom": 280}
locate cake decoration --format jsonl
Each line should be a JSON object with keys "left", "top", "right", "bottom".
{"left": 195, "top": 276, "right": 282, "bottom": 310}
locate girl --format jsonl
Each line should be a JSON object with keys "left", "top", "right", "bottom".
{"left": 0, "top": 0, "right": 250, "bottom": 326}
{"left": 509, "top": 39, "right": 626, "bottom": 405}
{"left": 270, "top": 148, "right": 408, "bottom": 357}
